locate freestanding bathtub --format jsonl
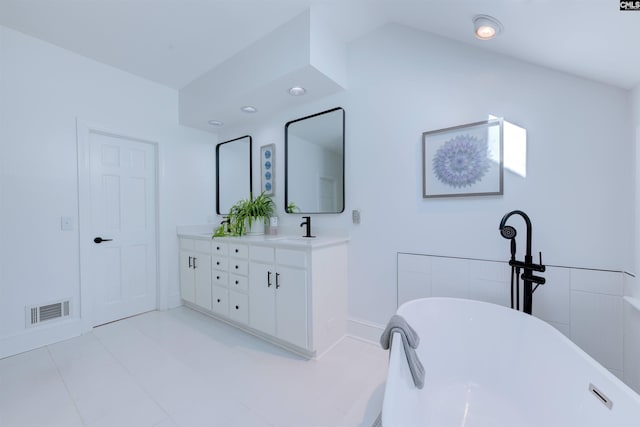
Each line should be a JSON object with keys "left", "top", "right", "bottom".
{"left": 382, "top": 297, "right": 640, "bottom": 426}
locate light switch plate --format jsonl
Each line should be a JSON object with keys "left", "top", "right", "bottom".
{"left": 352, "top": 210, "right": 360, "bottom": 224}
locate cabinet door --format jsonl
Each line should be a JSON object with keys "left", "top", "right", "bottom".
{"left": 248, "top": 262, "right": 276, "bottom": 336}
{"left": 179, "top": 251, "right": 195, "bottom": 303}
{"left": 193, "top": 254, "right": 212, "bottom": 310}
{"left": 275, "top": 266, "right": 308, "bottom": 349}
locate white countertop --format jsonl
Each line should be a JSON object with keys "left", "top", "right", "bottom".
{"left": 177, "top": 230, "right": 349, "bottom": 250}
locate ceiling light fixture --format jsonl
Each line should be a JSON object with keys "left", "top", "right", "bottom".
{"left": 241, "top": 105, "right": 258, "bottom": 113}
{"left": 473, "top": 15, "right": 503, "bottom": 40}
{"left": 288, "top": 86, "right": 306, "bottom": 96}
{"left": 207, "top": 120, "right": 223, "bottom": 126}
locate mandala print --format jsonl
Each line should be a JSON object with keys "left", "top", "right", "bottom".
{"left": 432, "top": 134, "right": 491, "bottom": 188}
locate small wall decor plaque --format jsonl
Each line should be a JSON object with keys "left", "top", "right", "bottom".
{"left": 422, "top": 119, "right": 503, "bottom": 198}
{"left": 261, "top": 143, "right": 275, "bottom": 196}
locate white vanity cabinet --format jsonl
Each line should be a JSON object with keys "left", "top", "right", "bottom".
{"left": 178, "top": 233, "right": 348, "bottom": 358}
{"left": 179, "top": 238, "right": 212, "bottom": 310}
{"left": 248, "top": 247, "right": 308, "bottom": 349}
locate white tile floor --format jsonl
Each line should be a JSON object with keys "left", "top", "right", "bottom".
{"left": 0, "top": 307, "right": 388, "bottom": 427}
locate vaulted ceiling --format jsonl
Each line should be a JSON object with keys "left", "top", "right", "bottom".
{"left": 1, "top": 0, "right": 638, "bottom": 91}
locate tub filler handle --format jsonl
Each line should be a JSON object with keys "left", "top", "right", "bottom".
{"left": 589, "top": 383, "right": 613, "bottom": 410}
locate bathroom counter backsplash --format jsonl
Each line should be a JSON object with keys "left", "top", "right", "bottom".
{"left": 177, "top": 225, "right": 349, "bottom": 250}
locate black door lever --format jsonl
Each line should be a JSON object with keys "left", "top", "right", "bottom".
{"left": 93, "top": 237, "right": 113, "bottom": 244}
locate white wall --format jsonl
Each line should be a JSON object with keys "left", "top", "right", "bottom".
{"left": 0, "top": 26, "right": 215, "bottom": 358}
{"left": 221, "top": 23, "right": 634, "bottom": 329}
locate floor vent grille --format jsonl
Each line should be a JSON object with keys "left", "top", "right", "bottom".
{"left": 27, "top": 299, "right": 71, "bottom": 327}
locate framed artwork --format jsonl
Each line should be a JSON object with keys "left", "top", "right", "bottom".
{"left": 422, "top": 119, "right": 503, "bottom": 198}
{"left": 260, "top": 144, "right": 275, "bottom": 195}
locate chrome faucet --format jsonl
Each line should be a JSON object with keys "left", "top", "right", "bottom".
{"left": 300, "top": 216, "right": 315, "bottom": 238}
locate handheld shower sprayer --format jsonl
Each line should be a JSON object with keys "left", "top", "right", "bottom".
{"left": 498, "top": 210, "right": 546, "bottom": 315}
{"left": 499, "top": 225, "right": 517, "bottom": 261}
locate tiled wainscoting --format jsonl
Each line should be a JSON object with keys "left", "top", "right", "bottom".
{"left": 397, "top": 252, "right": 640, "bottom": 392}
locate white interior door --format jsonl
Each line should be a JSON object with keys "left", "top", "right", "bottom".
{"left": 79, "top": 125, "right": 157, "bottom": 327}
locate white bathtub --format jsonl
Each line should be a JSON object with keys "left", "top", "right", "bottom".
{"left": 382, "top": 297, "right": 640, "bottom": 427}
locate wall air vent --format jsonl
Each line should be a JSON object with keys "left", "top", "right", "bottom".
{"left": 26, "top": 299, "right": 71, "bottom": 327}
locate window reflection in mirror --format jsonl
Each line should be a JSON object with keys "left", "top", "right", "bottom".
{"left": 216, "top": 135, "right": 252, "bottom": 215}
{"left": 285, "top": 107, "right": 345, "bottom": 214}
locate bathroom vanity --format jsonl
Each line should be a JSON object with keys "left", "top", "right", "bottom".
{"left": 178, "top": 232, "right": 348, "bottom": 358}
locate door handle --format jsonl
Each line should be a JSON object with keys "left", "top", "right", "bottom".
{"left": 93, "top": 237, "right": 113, "bottom": 244}
{"left": 188, "top": 256, "right": 193, "bottom": 269}
{"left": 267, "top": 271, "right": 272, "bottom": 287}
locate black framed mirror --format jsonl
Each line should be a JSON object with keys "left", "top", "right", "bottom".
{"left": 216, "top": 135, "right": 252, "bottom": 215}
{"left": 285, "top": 107, "right": 345, "bottom": 214}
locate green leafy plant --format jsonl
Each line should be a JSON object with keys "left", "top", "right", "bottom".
{"left": 213, "top": 192, "right": 275, "bottom": 237}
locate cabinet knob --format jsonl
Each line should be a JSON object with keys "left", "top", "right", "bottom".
{"left": 217, "top": 261, "right": 220, "bottom": 266}
{"left": 216, "top": 246, "right": 220, "bottom": 250}
{"left": 235, "top": 280, "right": 239, "bottom": 285}
{"left": 217, "top": 299, "right": 221, "bottom": 303}
{"left": 235, "top": 265, "right": 239, "bottom": 269}
{"left": 235, "top": 305, "right": 239, "bottom": 310}
{"left": 216, "top": 276, "right": 220, "bottom": 280}
{"left": 235, "top": 249, "right": 239, "bottom": 253}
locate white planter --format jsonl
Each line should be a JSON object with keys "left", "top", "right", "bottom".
{"left": 246, "top": 218, "right": 265, "bottom": 235}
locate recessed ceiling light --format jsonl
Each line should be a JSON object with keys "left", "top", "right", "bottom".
{"left": 207, "top": 120, "right": 223, "bottom": 126}
{"left": 241, "top": 105, "right": 258, "bottom": 113}
{"left": 288, "top": 86, "right": 306, "bottom": 96}
{"left": 473, "top": 15, "right": 503, "bottom": 40}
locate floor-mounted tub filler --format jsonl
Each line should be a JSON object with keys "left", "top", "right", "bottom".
{"left": 381, "top": 298, "right": 640, "bottom": 427}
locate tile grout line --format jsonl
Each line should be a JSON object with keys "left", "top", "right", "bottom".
{"left": 45, "top": 344, "right": 89, "bottom": 427}
{"left": 90, "top": 326, "right": 176, "bottom": 426}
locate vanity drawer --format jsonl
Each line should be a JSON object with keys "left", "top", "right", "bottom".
{"left": 229, "top": 273, "right": 248, "bottom": 292}
{"left": 276, "top": 249, "right": 307, "bottom": 268}
{"left": 229, "top": 244, "right": 249, "bottom": 259}
{"left": 229, "top": 291, "right": 248, "bottom": 325}
{"left": 212, "top": 256, "right": 228, "bottom": 271}
{"left": 212, "top": 271, "right": 229, "bottom": 287}
{"left": 250, "top": 245, "right": 275, "bottom": 263}
{"left": 229, "top": 260, "right": 248, "bottom": 276}
{"left": 212, "top": 242, "right": 228, "bottom": 256}
{"left": 211, "top": 286, "right": 229, "bottom": 317}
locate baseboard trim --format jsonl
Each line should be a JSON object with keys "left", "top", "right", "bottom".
{"left": 0, "top": 319, "right": 83, "bottom": 359}
{"left": 347, "top": 317, "right": 385, "bottom": 345}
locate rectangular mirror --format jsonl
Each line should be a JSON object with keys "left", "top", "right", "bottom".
{"left": 216, "top": 135, "right": 252, "bottom": 214}
{"left": 285, "top": 107, "right": 345, "bottom": 214}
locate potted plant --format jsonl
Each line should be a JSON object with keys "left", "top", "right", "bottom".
{"left": 213, "top": 192, "right": 275, "bottom": 237}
